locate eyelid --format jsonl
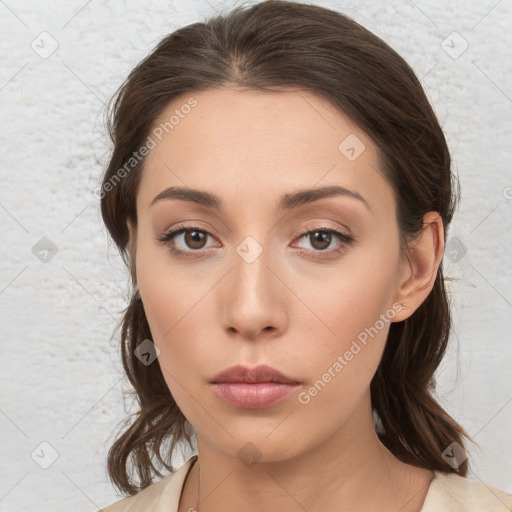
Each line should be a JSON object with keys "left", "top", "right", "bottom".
{"left": 295, "top": 220, "right": 353, "bottom": 239}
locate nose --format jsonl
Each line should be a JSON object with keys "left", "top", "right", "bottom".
{"left": 218, "top": 239, "right": 288, "bottom": 341}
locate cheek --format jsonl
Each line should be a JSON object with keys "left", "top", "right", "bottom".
{"left": 134, "top": 235, "right": 218, "bottom": 402}
{"left": 294, "top": 240, "right": 400, "bottom": 399}
{"left": 137, "top": 272, "right": 211, "bottom": 419}
{"left": 136, "top": 238, "right": 202, "bottom": 368}
{"left": 300, "top": 281, "right": 391, "bottom": 380}
{"left": 135, "top": 228, "right": 208, "bottom": 338}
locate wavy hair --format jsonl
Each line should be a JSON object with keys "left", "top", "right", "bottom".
{"left": 99, "top": 0, "right": 473, "bottom": 495}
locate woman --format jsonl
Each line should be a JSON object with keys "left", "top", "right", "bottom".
{"left": 97, "top": 1, "right": 511, "bottom": 511}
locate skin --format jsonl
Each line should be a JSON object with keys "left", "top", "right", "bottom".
{"left": 127, "top": 87, "right": 444, "bottom": 512}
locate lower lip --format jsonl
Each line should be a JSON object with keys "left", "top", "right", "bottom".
{"left": 212, "top": 382, "right": 300, "bottom": 409}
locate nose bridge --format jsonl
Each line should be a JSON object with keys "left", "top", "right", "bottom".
{"left": 219, "top": 230, "right": 286, "bottom": 338}
{"left": 230, "top": 209, "right": 276, "bottom": 291}
{"left": 232, "top": 232, "right": 275, "bottom": 309}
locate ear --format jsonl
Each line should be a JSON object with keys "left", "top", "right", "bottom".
{"left": 392, "top": 211, "right": 444, "bottom": 322}
{"left": 126, "top": 218, "right": 137, "bottom": 286}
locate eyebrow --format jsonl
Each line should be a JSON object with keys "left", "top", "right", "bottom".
{"left": 150, "top": 185, "right": 371, "bottom": 212}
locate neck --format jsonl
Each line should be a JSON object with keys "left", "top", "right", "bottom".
{"left": 179, "top": 391, "right": 434, "bottom": 512}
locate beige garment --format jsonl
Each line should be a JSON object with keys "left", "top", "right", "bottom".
{"left": 99, "top": 455, "right": 512, "bottom": 512}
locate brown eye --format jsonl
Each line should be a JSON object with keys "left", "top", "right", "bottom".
{"left": 184, "top": 230, "right": 207, "bottom": 249}
{"left": 309, "top": 231, "right": 332, "bottom": 251}
{"left": 292, "top": 226, "right": 354, "bottom": 259}
{"left": 157, "top": 225, "right": 217, "bottom": 258}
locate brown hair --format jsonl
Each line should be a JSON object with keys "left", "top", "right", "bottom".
{"left": 100, "top": 0, "right": 473, "bottom": 496}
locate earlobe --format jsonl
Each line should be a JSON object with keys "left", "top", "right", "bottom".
{"left": 392, "top": 212, "right": 444, "bottom": 322}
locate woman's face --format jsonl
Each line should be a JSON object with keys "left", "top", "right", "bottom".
{"left": 130, "top": 87, "right": 411, "bottom": 461}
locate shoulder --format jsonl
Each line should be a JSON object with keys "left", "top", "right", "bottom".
{"left": 97, "top": 455, "right": 197, "bottom": 512}
{"left": 421, "top": 471, "right": 512, "bottom": 512}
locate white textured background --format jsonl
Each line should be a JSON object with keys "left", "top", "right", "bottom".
{"left": 1, "top": 0, "right": 511, "bottom": 510}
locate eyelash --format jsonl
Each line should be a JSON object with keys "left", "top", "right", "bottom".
{"left": 157, "top": 223, "right": 354, "bottom": 260}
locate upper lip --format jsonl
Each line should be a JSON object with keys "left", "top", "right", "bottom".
{"left": 210, "top": 364, "right": 301, "bottom": 384}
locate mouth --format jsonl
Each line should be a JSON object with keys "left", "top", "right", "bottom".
{"left": 211, "top": 382, "right": 301, "bottom": 409}
{"left": 210, "top": 364, "right": 301, "bottom": 385}
{"left": 210, "top": 364, "right": 301, "bottom": 409}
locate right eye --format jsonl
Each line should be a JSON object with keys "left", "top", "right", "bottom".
{"left": 157, "top": 224, "right": 219, "bottom": 258}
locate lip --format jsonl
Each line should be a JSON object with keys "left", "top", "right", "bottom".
{"left": 210, "top": 364, "right": 301, "bottom": 385}
{"left": 212, "top": 382, "right": 300, "bottom": 409}
{"left": 210, "top": 364, "right": 302, "bottom": 410}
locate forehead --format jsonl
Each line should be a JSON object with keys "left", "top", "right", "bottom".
{"left": 137, "top": 87, "right": 395, "bottom": 217}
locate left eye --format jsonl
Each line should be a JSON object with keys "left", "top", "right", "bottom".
{"left": 294, "top": 228, "right": 353, "bottom": 252}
